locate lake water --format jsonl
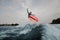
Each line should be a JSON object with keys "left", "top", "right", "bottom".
{"left": 0, "top": 24, "right": 60, "bottom": 40}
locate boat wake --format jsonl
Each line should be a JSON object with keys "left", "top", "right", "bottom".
{"left": 0, "top": 24, "right": 60, "bottom": 40}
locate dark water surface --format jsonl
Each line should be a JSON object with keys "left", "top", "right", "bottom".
{"left": 0, "top": 24, "right": 60, "bottom": 40}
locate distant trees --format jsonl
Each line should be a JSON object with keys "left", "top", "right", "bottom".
{"left": 51, "top": 18, "right": 60, "bottom": 24}
{"left": 0, "top": 23, "right": 19, "bottom": 26}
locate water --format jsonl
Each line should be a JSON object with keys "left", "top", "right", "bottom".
{"left": 0, "top": 24, "right": 60, "bottom": 40}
